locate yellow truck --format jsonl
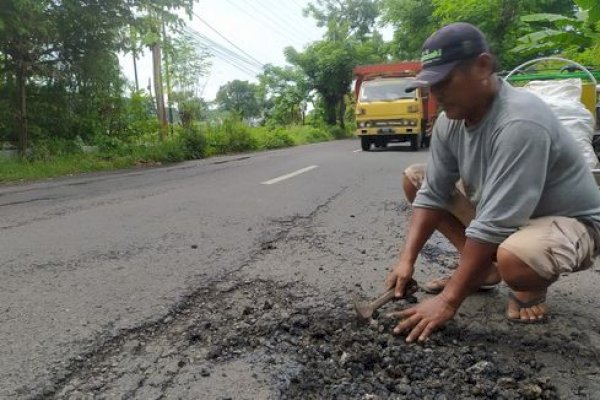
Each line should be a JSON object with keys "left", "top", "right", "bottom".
{"left": 353, "top": 62, "right": 438, "bottom": 152}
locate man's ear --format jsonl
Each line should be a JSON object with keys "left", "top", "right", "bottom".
{"left": 472, "top": 53, "right": 494, "bottom": 80}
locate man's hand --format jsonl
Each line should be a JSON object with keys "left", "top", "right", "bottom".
{"left": 387, "top": 293, "right": 457, "bottom": 343}
{"left": 385, "top": 261, "right": 415, "bottom": 298}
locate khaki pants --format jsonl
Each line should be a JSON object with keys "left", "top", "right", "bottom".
{"left": 405, "top": 164, "right": 595, "bottom": 281}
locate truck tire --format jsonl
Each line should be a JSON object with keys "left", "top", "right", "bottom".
{"left": 421, "top": 133, "right": 431, "bottom": 148}
{"left": 420, "top": 121, "right": 431, "bottom": 148}
{"left": 361, "top": 137, "right": 371, "bottom": 151}
{"left": 410, "top": 134, "right": 419, "bottom": 151}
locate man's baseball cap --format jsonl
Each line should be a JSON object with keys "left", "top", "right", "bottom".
{"left": 406, "top": 22, "right": 490, "bottom": 91}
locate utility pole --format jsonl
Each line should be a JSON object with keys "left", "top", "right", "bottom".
{"left": 152, "top": 37, "right": 168, "bottom": 139}
{"left": 162, "top": 21, "right": 174, "bottom": 135}
{"left": 130, "top": 26, "right": 139, "bottom": 91}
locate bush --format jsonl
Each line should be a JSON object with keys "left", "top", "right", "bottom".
{"left": 286, "top": 125, "right": 332, "bottom": 144}
{"left": 153, "top": 140, "right": 186, "bottom": 163}
{"left": 223, "top": 116, "right": 257, "bottom": 152}
{"left": 328, "top": 125, "right": 351, "bottom": 140}
{"left": 179, "top": 124, "right": 208, "bottom": 159}
{"left": 28, "top": 138, "right": 84, "bottom": 161}
{"left": 205, "top": 115, "right": 257, "bottom": 154}
{"left": 94, "top": 134, "right": 128, "bottom": 154}
{"left": 262, "top": 129, "right": 295, "bottom": 149}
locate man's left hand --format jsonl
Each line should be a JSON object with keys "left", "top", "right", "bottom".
{"left": 387, "top": 293, "right": 457, "bottom": 343}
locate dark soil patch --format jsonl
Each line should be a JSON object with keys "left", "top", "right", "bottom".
{"left": 48, "top": 279, "right": 597, "bottom": 399}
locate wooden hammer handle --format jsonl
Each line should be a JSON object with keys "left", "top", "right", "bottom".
{"left": 371, "top": 288, "right": 396, "bottom": 310}
{"left": 372, "top": 280, "right": 418, "bottom": 310}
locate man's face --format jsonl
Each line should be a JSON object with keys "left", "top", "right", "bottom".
{"left": 430, "top": 62, "right": 480, "bottom": 120}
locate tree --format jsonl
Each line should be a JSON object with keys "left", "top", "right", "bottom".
{"left": 431, "top": 0, "right": 575, "bottom": 68}
{"left": 215, "top": 80, "right": 261, "bottom": 120}
{"left": 381, "top": 0, "right": 576, "bottom": 68}
{"left": 286, "top": 36, "right": 385, "bottom": 128}
{"left": 380, "top": 0, "right": 438, "bottom": 60}
{"left": 0, "top": 0, "right": 56, "bottom": 154}
{"left": 166, "top": 32, "right": 212, "bottom": 98}
{"left": 0, "top": 0, "right": 197, "bottom": 155}
{"left": 512, "top": 0, "right": 599, "bottom": 66}
{"left": 289, "top": 0, "right": 386, "bottom": 128}
{"left": 304, "top": 0, "right": 381, "bottom": 41}
{"left": 258, "top": 65, "right": 311, "bottom": 126}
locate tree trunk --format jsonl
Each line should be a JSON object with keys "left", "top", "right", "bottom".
{"left": 15, "top": 61, "right": 28, "bottom": 157}
{"left": 162, "top": 21, "right": 174, "bottom": 135}
{"left": 338, "top": 96, "right": 346, "bottom": 129}
{"left": 132, "top": 51, "right": 139, "bottom": 92}
{"left": 152, "top": 43, "right": 168, "bottom": 139}
{"left": 324, "top": 96, "right": 337, "bottom": 125}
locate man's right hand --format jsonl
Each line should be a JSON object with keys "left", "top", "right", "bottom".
{"left": 385, "top": 261, "right": 415, "bottom": 298}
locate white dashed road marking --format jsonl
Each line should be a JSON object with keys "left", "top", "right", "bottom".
{"left": 261, "top": 165, "right": 319, "bottom": 185}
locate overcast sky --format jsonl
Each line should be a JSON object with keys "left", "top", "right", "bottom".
{"left": 120, "top": 0, "right": 326, "bottom": 101}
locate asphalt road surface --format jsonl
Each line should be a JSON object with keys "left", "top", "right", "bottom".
{"left": 1, "top": 139, "right": 599, "bottom": 399}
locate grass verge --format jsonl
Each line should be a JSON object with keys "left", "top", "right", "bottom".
{"left": 0, "top": 124, "right": 352, "bottom": 184}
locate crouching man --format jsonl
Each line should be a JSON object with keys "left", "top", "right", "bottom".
{"left": 385, "top": 22, "right": 600, "bottom": 343}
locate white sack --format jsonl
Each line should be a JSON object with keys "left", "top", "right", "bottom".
{"left": 521, "top": 78, "right": 598, "bottom": 169}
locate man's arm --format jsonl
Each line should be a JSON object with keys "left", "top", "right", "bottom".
{"left": 390, "top": 237, "right": 497, "bottom": 343}
{"left": 386, "top": 207, "right": 448, "bottom": 297}
{"left": 440, "top": 238, "right": 498, "bottom": 307}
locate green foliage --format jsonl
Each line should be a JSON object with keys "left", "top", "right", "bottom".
{"left": 380, "top": 0, "right": 438, "bottom": 60}
{"left": 28, "top": 138, "right": 83, "bottom": 162}
{"left": 286, "top": 36, "right": 385, "bottom": 127}
{"left": 327, "top": 125, "right": 352, "bottom": 139}
{"left": 513, "top": 0, "right": 600, "bottom": 66}
{"left": 117, "top": 92, "right": 160, "bottom": 141}
{"left": 381, "top": 0, "right": 576, "bottom": 68}
{"left": 215, "top": 80, "right": 262, "bottom": 120}
{"left": 0, "top": 0, "right": 196, "bottom": 154}
{"left": 0, "top": 120, "right": 342, "bottom": 183}
{"left": 258, "top": 65, "right": 311, "bottom": 126}
{"left": 252, "top": 124, "right": 333, "bottom": 149}
{"left": 179, "top": 124, "right": 208, "bottom": 158}
{"left": 177, "top": 97, "right": 208, "bottom": 128}
{"left": 166, "top": 32, "right": 212, "bottom": 95}
{"left": 290, "top": 0, "right": 386, "bottom": 128}
{"left": 304, "top": 0, "right": 381, "bottom": 41}
{"left": 259, "top": 128, "right": 296, "bottom": 149}
{"left": 203, "top": 115, "right": 257, "bottom": 155}
{"left": 435, "top": 0, "right": 575, "bottom": 67}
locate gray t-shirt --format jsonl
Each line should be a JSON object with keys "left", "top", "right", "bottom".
{"left": 414, "top": 79, "right": 600, "bottom": 245}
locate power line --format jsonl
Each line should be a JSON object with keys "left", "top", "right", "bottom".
{"left": 191, "top": 11, "right": 266, "bottom": 67}
{"left": 184, "top": 28, "right": 262, "bottom": 77}
{"left": 258, "top": 0, "right": 315, "bottom": 33}
{"left": 290, "top": 0, "right": 306, "bottom": 10}
{"left": 244, "top": 1, "right": 308, "bottom": 43}
{"left": 185, "top": 27, "right": 263, "bottom": 70}
{"left": 222, "top": 0, "right": 304, "bottom": 47}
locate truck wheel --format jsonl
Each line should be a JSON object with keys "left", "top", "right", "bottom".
{"left": 421, "top": 134, "right": 431, "bottom": 148}
{"left": 361, "top": 137, "right": 371, "bottom": 151}
{"left": 374, "top": 139, "right": 387, "bottom": 148}
{"left": 410, "top": 135, "right": 419, "bottom": 151}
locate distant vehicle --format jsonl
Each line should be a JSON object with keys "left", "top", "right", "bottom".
{"left": 353, "top": 62, "right": 438, "bottom": 151}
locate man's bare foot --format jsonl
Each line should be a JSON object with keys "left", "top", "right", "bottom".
{"left": 506, "top": 290, "right": 548, "bottom": 323}
{"left": 423, "top": 263, "right": 501, "bottom": 294}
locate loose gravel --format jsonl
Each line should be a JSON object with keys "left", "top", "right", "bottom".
{"left": 43, "top": 278, "right": 600, "bottom": 400}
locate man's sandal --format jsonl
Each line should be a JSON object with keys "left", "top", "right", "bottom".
{"left": 506, "top": 292, "right": 549, "bottom": 324}
{"left": 422, "top": 277, "right": 498, "bottom": 294}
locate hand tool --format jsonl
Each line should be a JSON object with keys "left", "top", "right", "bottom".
{"left": 353, "top": 280, "right": 418, "bottom": 322}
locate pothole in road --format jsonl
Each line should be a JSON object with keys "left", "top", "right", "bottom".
{"left": 49, "top": 279, "right": 597, "bottom": 400}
